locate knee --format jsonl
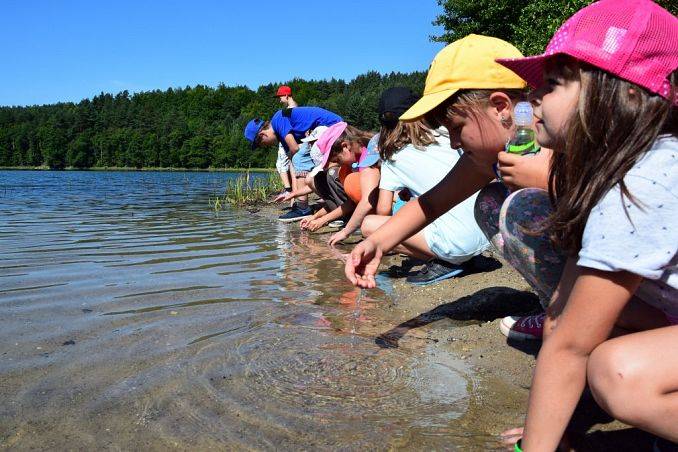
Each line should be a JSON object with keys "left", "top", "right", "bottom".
{"left": 361, "top": 215, "right": 379, "bottom": 237}
{"left": 587, "top": 341, "right": 648, "bottom": 424}
{"left": 499, "top": 188, "right": 550, "bottom": 236}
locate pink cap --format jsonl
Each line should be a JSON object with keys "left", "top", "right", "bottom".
{"left": 496, "top": 0, "right": 678, "bottom": 102}
{"left": 316, "top": 122, "right": 347, "bottom": 168}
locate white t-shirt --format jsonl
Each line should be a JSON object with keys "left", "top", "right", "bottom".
{"left": 379, "top": 128, "right": 489, "bottom": 263}
{"left": 578, "top": 135, "right": 677, "bottom": 318}
{"left": 379, "top": 128, "right": 462, "bottom": 195}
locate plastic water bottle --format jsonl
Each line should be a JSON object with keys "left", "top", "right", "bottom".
{"left": 506, "top": 102, "right": 539, "bottom": 155}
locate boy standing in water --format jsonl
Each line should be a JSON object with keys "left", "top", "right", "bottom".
{"left": 244, "top": 105, "right": 342, "bottom": 222}
{"left": 274, "top": 86, "right": 298, "bottom": 201}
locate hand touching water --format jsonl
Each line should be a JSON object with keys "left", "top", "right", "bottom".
{"left": 328, "top": 229, "right": 350, "bottom": 246}
{"left": 344, "top": 239, "right": 383, "bottom": 288}
{"left": 274, "top": 191, "right": 294, "bottom": 203}
{"left": 300, "top": 218, "right": 324, "bottom": 232}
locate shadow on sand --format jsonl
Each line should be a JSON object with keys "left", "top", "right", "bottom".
{"left": 374, "top": 281, "right": 665, "bottom": 452}
{"left": 375, "top": 285, "right": 541, "bottom": 349}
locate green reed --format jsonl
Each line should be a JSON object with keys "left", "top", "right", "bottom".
{"left": 210, "top": 171, "right": 283, "bottom": 210}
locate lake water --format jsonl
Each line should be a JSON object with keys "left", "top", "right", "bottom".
{"left": 0, "top": 170, "right": 492, "bottom": 450}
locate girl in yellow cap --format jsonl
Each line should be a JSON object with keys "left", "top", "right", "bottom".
{"left": 345, "top": 34, "right": 561, "bottom": 314}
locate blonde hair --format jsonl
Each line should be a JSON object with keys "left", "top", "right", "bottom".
{"left": 426, "top": 88, "right": 527, "bottom": 126}
{"left": 378, "top": 119, "right": 436, "bottom": 161}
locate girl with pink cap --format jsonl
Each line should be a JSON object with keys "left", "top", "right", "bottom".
{"left": 299, "top": 122, "right": 380, "bottom": 238}
{"left": 490, "top": 1, "right": 677, "bottom": 450}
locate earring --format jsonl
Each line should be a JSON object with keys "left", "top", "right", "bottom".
{"left": 500, "top": 115, "right": 508, "bottom": 125}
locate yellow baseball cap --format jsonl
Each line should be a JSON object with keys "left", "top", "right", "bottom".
{"left": 400, "top": 34, "right": 527, "bottom": 121}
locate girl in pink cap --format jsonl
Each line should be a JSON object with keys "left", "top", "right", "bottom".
{"left": 491, "top": 1, "right": 677, "bottom": 450}
{"left": 299, "top": 122, "right": 378, "bottom": 234}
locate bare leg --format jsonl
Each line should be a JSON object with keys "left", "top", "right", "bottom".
{"left": 296, "top": 176, "right": 309, "bottom": 208}
{"left": 305, "top": 174, "right": 317, "bottom": 194}
{"left": 289, "top": 166, "right": 297, "bottom": 207}
{"left": 587, "top": 325, "right": 678, "bottom": 442}
{"left": 279, "top": 170, "right": 291, "bottom": 190}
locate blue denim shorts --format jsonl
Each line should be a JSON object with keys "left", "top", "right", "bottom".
{"left": 291, "top": 143, "right": 315, "bottom": 176}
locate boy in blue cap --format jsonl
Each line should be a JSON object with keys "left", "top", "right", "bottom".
{"left": 244, "top": 106, "right": 342, "bottom": 222}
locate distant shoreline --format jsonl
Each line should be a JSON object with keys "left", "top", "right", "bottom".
{"left": 0, "top": 166, "right": 275, "bottom": 173}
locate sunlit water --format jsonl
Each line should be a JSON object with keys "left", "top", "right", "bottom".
{"left": 0, "top": 170, "right": 492, "bottom": 450}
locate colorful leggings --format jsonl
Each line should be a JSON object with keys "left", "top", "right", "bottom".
{"left": 474, "top": 183, "right": 566, "bottom": 308}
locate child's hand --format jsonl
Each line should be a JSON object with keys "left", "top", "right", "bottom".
{"left": 301, "top": 218, "right": 324, "bottom": 231}
{"left": 328, "top": 229, "right": 350, "bottom": 246}
{"left": 500, "top": 427, "right": 523, "bottom": 450}
{"left": 500, "top": 427, "right": 572, "bottom": 451}
{"left": 274, "top": 192, "right": 293, "bottom": 203}
{"left": 299, "top": 217, "right": 312, "bottom": 229}
{"left": 497, "top": 148, "right": 551, "bottom": 191}
{"left": 345, "top": 239, "right": 382, "bottom": 288}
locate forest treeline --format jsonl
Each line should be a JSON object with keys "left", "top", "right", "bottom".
{"left": 0, "top": 72, "right": 425, "bottom": 169}
{"left": 5, "top": 0, "right": 675, "bottom": 170}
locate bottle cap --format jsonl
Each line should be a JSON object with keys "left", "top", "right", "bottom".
{"left": 514, "top": 102, "right": 533, "bottom": 127}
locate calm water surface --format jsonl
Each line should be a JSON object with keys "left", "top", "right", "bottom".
{"left": 0, "top": 171, "right": 493, "bottom": 450}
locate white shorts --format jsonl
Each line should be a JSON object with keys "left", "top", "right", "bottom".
{"left": 423, "top": 191, "right": 490, "bottom": 264}
{"left": 276, "top": 144, "right": 290, "bottom": 173}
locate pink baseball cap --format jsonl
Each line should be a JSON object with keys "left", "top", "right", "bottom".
{"left": 496, "top": 0, "right": 678, "bottom": 102}
{"left": 316, "top": 122, "right": 348, "bottom": 169}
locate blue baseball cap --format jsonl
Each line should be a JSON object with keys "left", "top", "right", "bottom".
{"left": 244, "top": 119, "right": 265, "bottom": 149}
{"left": 352, "top": 133, "right": 380, "bottom": 169}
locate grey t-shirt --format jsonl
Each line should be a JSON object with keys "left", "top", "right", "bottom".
{"left": 578, "top": 135, "right": 677, "bottom": 318}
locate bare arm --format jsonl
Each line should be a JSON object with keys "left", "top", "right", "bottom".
{"left": 275, "top": 185, "right": 313, "bottom": 202}
{"left": 284, "top": 134, "right": 300, "bottom": 155}
{"left": 328, "top": 168, "right": 380, "bottom": 246}
{"left": 521, "top": 268, "right": 641, "bottom": 451}
{"left": 366, "top": 154, "right": 493, "bottom": 251}
{"left": 346, "top": 154, "right": 495, "bottom": 287}
{"left": 376, "top": 189, "right": 394, "bottom": 216}
{"left": 303, "top": 201, "right": 354, "bottom": 232}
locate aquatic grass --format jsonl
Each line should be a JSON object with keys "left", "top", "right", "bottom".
{"left": 210, "top": 171, "right": 282, "bottom": 210}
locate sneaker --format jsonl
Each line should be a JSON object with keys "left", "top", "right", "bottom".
{"left": 278, "top": 205, "right": 312, "bottom": 223}
{"left": 405, "top": 259, "right": 465, "bottom": 286}
{"left": 500, "top": 313, "right": 545, "bottom": 341}
{"left": 328, "top": 220, "right": 345, "bottom": 228}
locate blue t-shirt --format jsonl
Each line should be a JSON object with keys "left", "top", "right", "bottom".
{"left": 270, "top": 107, "right": 342, "bottom": 152}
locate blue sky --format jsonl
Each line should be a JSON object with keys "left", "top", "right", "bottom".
{"left": 1, "top": 0, "right": 444, "bottom": 107}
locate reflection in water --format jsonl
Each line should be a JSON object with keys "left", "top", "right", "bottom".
{"left": 0, "top": 171, "right": 488, "bottom": 449}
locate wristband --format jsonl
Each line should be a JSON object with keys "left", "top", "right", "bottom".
{"left": 514, "top": 439, "right": 523, "bottom": 452}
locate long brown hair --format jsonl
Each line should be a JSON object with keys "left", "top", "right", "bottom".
{"left": 378, "top": 118, "right": 436, "bottom": 161}
{"left": 329, "top": 125, "right": 374, "bottom": 158}
{"left": 548, "top": 62, "right": 677, "bottom": 254}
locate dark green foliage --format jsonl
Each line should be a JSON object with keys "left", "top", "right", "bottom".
{"left": 432, "top": 0, "right": 678, "bottom": 55}
{"left": 0, "top": 72, "right": 424, "bottom": 169}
